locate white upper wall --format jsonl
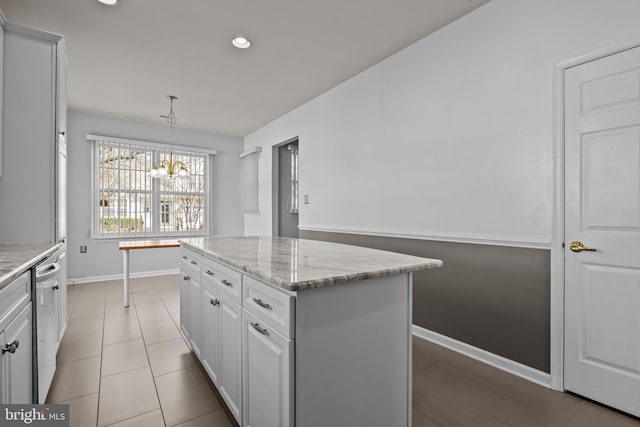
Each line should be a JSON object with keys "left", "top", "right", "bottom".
{"left": 244, "top": 0, "right": 640, "bottom": 246}
{"left": 68, "top": 111, "right": 244, "bottom": 280}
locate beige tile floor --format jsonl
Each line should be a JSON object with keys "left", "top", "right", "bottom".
{"left": 47, "top": 275, "right": 640, "bottom": 427}
{"left": 47, "top": 275, "right": 234, "bottom": 427}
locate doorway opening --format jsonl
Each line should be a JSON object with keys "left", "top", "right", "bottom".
{"left": 272, "top": 138, "right": 299, "bottom": 238}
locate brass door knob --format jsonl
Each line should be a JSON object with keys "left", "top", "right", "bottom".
{"left": 570, "top": 241, "right": 597, "bottom": 253}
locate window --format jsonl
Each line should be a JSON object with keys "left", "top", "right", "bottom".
{"left": 289, "top": 145, "right": 299, "bottom": 214}
{"left": 161, "top": 202, "right": 170, "bottom": 224}
{"left": 91, "top": 135, "right": 214, "bottom": 239}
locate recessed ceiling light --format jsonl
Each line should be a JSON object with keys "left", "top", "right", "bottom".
{"left": 97, "top": 0, "right": 119, "bottom": 6}
{"left": 232, "top": 35, "right": 251, "bottom": 49}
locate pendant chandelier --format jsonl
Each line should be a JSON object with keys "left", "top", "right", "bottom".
{"left": 150, "top": 95, "right": 189, "bottom": 179}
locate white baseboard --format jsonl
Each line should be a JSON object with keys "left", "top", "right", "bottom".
{"left": 412, "top": 324, "right": 551, "bottom": 388}
{"left": 68, "top": 269, "right": 179, "bottom": 285}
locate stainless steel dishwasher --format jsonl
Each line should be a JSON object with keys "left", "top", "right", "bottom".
{"left": 35, "top": 252, "right": 61, "bottom": 403}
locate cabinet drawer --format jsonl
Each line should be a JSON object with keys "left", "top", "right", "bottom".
{"left": 0, "top": 271, "right": 30, "bottom": 331}
{"left": 180, "top": 248, "right": 202, "bottom": 274}
{"left": 203, "top": 258, "right": 242, "bottom": 304}
{"left": 243, "top": 275, "right": 294, "bottom": 338}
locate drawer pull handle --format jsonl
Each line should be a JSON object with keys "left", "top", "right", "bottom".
{"left": 52, "top": 285, "right": 59, "bottom": 291}
{"left": 253, "top": 298, "right": 272, "bottom": 310}
{"left": 251, "top": 322, "right": 268, "bottom": 335}
{"left": 210, "top": 298, "right": 220, "bottom": 306}
{"left": 183, "top": 275, "right": 190, "bottom": 281}
{"left": 206, "top": 270, "right": 215, "bottom": 276}
{"left": 221, "top": 279, "right": 232, "bottom": 287}
{"left": 182, "top": 256, "right": 188, "bottom": 260}
{"left": 190, "top": 260, "right": 198, "bottom": 265}
{"left": 2, "top": 340, "right": 19, "bottom": 355}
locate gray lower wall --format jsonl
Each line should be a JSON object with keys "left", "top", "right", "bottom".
{"left": 300, "top": 230, "right": 551, "bottom": 373}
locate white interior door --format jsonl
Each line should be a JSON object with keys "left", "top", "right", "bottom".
{"left": 564, "top": 45, "right": 640, "bottom": 417}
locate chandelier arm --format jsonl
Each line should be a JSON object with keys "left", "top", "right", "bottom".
{"left": 149, "top": 95, "right": 189, "bottom": 179}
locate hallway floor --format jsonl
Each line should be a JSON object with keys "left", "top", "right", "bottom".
{"left": 47, "top": 275, "right": 640, "bottom": 427}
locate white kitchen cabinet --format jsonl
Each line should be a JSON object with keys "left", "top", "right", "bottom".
{"left": 188, "top": 272, "right": 202, "bottom": 357}
{"left": 242, "top": 309, "right": 293, "bottom": 427}
{"left": 180, "top": 271, "right": 190, "bottom": 340}
{"left": 200, "top": 262, "right": 243, "bottom": 424}
{"left": 0, "top": 23, "right": 68, "bottom": 245}
{"left": 0, "top": 271, "right": 32, "bottom": 404}
{"left": 180, "top": 248, "right": 202, "bottom": 357}
{"left": 200, "top": 281, "right": 220, "bottom": 384}
{"left": 2, "top": 304, "right": 33, "bottom": 404}
{"left": 218, "top": 293, "right": 242, "bottom": 422}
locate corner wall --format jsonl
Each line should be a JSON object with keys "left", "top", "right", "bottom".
{"left": 67, "top": 111, "right": 244, "bottom": 281}
{"left": 244, "top": 0, "right": 640, "bottom": 370}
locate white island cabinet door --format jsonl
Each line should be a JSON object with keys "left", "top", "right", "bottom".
{"left": 200, "top": 282, "right": 220, "bottom": 384}
{"left": 242, "top": 309, "right": 292, "bottom": 427}
{"left": 219, "top": 294, "right": 242, "bottom": 424}
{"left": 179, "top": 271, "right": 191, "bottom": 340}
{"left": 4, "top": 304, "right": 32, "bottom": 404}
{"left": 188, "top": 274, "right": 202, "bottom": 357}
{"left": 0, "top": 330, "right": 4, "bottom": 403}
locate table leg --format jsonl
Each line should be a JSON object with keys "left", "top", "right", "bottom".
{"left": 123, "top": 249, "right": 130, "bottom": 307}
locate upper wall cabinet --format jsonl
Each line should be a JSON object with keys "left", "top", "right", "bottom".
{"left": 240, "top": 146, "right": 262, "bottom": 214}
{"left": 0, "top": 23, "right": 68, "bottom": 244}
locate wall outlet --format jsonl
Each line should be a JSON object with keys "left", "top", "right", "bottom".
{"left": 80, "top": 245, "right": 87, "bottom": 253}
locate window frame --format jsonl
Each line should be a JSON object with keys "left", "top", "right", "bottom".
{"left": 89, "top": 134, "right": 217, "bottom": 240}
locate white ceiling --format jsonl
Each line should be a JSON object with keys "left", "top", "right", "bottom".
{"left": 0, "top": 0, "right": 488, "bottom": 137}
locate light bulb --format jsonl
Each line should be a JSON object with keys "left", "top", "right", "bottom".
{"left": 232, "top": 36, "right": 251, "bottom": 49}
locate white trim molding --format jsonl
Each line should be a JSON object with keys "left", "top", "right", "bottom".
{"left": 68, "top": 268, "right": 179, "bottom": 285}
{"left": 412, "top": 325, "right": 552, "bottom": 389}
{"left": 240, "top": 146, "right": 262, "bottom": 159}
{"left": 86, "top": 134, "right": 218, "bottom": 156}
{"left": 4, "top": 22, "right": 63, "bottom": 43}
{"left": 300, "top": 226, "right": 551, "bottom": 250}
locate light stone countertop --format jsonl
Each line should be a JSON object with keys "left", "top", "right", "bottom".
{"left": 0, "top": 243, "right": 61, "bottom": 290}
{"left": 180, "top": 236, "right": 443, "bottom": 291}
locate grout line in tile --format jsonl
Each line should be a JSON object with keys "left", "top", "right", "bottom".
{"left": 135, "top": 295, "right": 169, "bottom": 427}
{"left": 102, "top": 408, "right": 162, "bottom": 427}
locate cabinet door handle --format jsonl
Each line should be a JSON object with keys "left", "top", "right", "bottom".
{"left": 190, "top": 260, "right": 198, "bottom": 265}
{"left": 2, "top": 340, "right": 19, "bottom": 355}
{"left": 52, "top": 285, "right": 59, "bottom": 291}
{"left": 253, "top": 298, "right": 272, "bottom": 310}
{"left": 183, "top": 275, "right": 190, "bottom": 281}
{"left": 221, "top": 280, "right": 232, "bottom": 287}
{"left": 210, "top": 298, "right": 220, "bottom": 306}
{"left": 182, "top": 256, "right": 188, "bottom": 260}
{"left": 206, "top": 270, "right": 215, "bottom": 276}
{"left": 250, "top": 322, "right": 268, "bottom": 335}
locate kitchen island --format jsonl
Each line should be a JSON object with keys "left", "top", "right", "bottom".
{"left": 179, "top": 236, "right": 442, "bottom": 427}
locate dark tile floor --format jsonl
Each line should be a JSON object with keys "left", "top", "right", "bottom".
{"left": 48, "top": 275, "right": 640, "bottom": 426}
{"left": 412, "top": 336, "right": 640, "bottom": 427}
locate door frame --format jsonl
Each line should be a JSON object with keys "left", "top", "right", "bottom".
{"left": 271, "top": 136, "right": 299, "bottom": 237}
{"left": 551, "top": 35, "right": 640, "bottom": 391}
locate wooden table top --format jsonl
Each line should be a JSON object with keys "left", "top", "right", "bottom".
{"left": 119, "top": 239, "right": 181, "bottom": 250}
